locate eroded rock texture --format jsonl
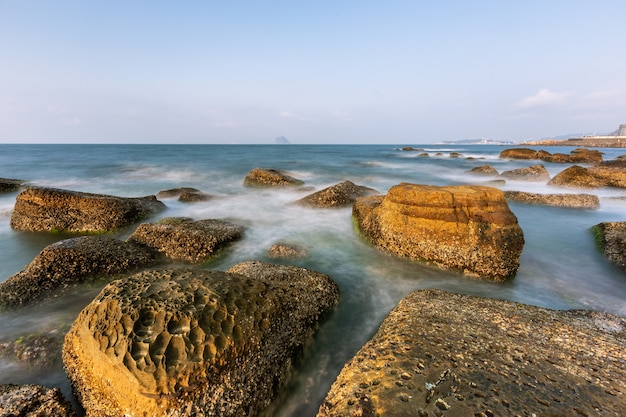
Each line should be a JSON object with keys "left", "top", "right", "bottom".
{"left": 63, "top": 265, "right": 339, "bottom": 417}
{"left": 353, "top": 183, "right": 524, "bottom": 281}
{"left": 0, "top": 384, "right": 76, "bottom": 417}
{"left": 549, "top": 165, "right": 605, "bottom": 188}
{"left": 500, "top": 164, "right": 550, "bottom": 181}
{"left": 593, "top": 221, "right": 626, "bottom": 271}
{"left": 243, "top": 168, "right": 304, "bottom": 187}
{"left": 317, "top": 289, "right": 626, "bottom": 417}
{"left": 128, "top": 218, "right": 244, "bottom": 263}
{"left": 0, "top": 236, "right": 157, "bottom": 309}
{"left": 10, "top": 187, "right": 165, "bottom": 233}
{"left": 504, "top": 191, "right": 600, "bottom": 208}
{"left": 295, "top": 180, "right": 378, "bottom": 208}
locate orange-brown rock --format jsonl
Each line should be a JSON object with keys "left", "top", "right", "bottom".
{"left": 504, "top": 191, "right": 600, "bottom": 208}
{"left": 63, "top": 264, "right": 340, "bottom": 417}
{"left": 243, "top": 168, "right": 304, "bottom": 187}
{"left": 466, "top": 165, "right": 499, "bottom": 175}
{"left": 317, "top": 289, "right": 626, "bottom": 417}
{"left": 548, "top": 165, "right": 626, "bottom": 188}
{"left": 353, "top": 183, "right": 524, "bottom": 281}
{"left": 500, "top": 164, "right": 550, "bottom": 181}
{"left": 10, "top": 187, "right": 165, "bottom": 233}
{"left": 294, "top": 180, "right": 378, "bottom": 208}
{"left": 593, "top": 222, "right": 626, "bottom": 271}
{"left": 499, "top": 148, "right": 538, "bottom": 159}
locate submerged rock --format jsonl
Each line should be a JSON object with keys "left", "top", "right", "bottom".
{"left": 0, "top": 384, "right": 76, "bottom": 417}
{"left": 0, "top": 178, "right": 25, "bottom": 193}
{"left": 0, "top": 236, "right": 158, "bottom": 309}
{"left": 353, "top": 183, "right": 524, "bottom": 281}
{"left": 10, "top": 187, "right": 165, "bottom": 233}
{"left": 157, "top": 187, "right": 213, "bottom": 202}
{"left": 295, "top": 180, "right": 378, "bottom": 208}
{"left": 500, "top": 164, "right": 550, "bottom": 181}
{"left": 128, "top": 217, "right": 244, "bottom": 264}
{"left": 267, "top": 242, "right": 308, "bottom": 259}
{"left": 593, "top": 222, "right": 626, "bottom": 271}
{"left": 504, "top": 191, "right": 600, "bottom": 208}
{"left": 243, "top": 168, "right": 304, "bottom": 188}
{"left": 317, "top": 289, "right": 626, "bottom": 417}
{"left": 0, "top": 333, "right": 64, "bottom": 369}
{"left": 63, "top": 265, "right": 339, "bottom": 417}
{"left": 466, "top": 165, "right": 499, "bottom": 175}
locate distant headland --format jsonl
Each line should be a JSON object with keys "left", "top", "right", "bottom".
{"left": 523, "top": 124, "right": 626, "bottom": 148}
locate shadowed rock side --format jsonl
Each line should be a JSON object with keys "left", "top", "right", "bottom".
{"left": 10, "top": 187, "right": 165, "bottom": 233}
{"left": 128, "top": 217, "right": 244, "bottom": 264}
{"left": 0, "top": 236, "right": 158, "bottom": 310}
{"left": 0, "top": 178, "right": 25, "bottom": 192}
{"left": 593, "top": 222, "right": 626, "bottom": 271}
{"left": 243, "top": 168, "right": 304, "bottom": 188}
{"left": 295, "top": 180, "right": 378, "bottom": 208}
{"left": 353, "top": 183, "right": 524, "bottom": 281}
{"left": 549, "top": 164, "right": 626, "bottom": 188}
{"left": 500, "top": 164, "right": 550, "bottom": 181}
{"left": 317, "top": 289, "right": 626, "bottom": 417}
{"left": 63, "top": 266, "right": 339, "bottom": 417}
{"left": 504, "top": 191, "right": 600, "bottom": 208}
{"left": 0, "top": 384, "right": 77, "bottom": 417}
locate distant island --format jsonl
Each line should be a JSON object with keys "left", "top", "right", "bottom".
{"left": 523, "top": 124, "right": 626, "bottom": 148}
{"left": 274, "top": 136, "right": 290, "bottom": 144}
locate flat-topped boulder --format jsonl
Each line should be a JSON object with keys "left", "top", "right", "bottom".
{"left": 500, "top": 164, "right": 550, "bottom": 181}
{"left": 500, "top": 147, "right": 603, "bottom": 164}
{"left": 243, "top": 168, "right": 304, "bottom": 188}
{"left": 504, "top": 191, "right": 600, "bottom": 208}
{"left": 353, "top": 183, "right": 524, "bottom": 281}
{"left": 10, "top": 187, "right": 165, "bottom": 233}
{"left": 63, "top": 264, "right": 339, "bottom": 417}
{"left": 317, "top": 289, "right": 626, "bottom": 417}
{"left": 0, "top": 178, "right": 25, "bottom": 192}
{"left": 0, "top": 384, "right": 76, "bottom": 417}
{"left": 295, "top": 180, "right": 378, "bottom": 208}
{"left": 593, "top": 222, "right": 626, "bottom": 271}
{"left": 128, "top": 217, "right": 244, "bottom": 263}
{"left": 499, "top": 148, "right": 538, "bottom": 159}
{"left": 0, "top": 236, "right": 158, "bottom": 310}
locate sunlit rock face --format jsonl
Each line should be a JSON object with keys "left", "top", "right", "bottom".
{"left": 63, "top": 264, "right": 340, "bottom": 417}
{"left": 317, "top": 289, "right": 626, "bottom": 417}
{"left": 353, "top": 183, "right": 524, "bottom": 281}
{"left": 500, "top": 164, "right": 550, "bottom": 181}
{"left": 10, "top": 186, "right": 165, "bottom": 233}
{"left": 243, "top": 168, "right": 304, "bottom": 187}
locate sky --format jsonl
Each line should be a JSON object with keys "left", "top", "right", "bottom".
{"left": 1, "top": 1, "right": 625, "bottom": 144}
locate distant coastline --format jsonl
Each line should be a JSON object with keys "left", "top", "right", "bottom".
{"left": 522, "top": 136, "right": 626, "bottom": 148}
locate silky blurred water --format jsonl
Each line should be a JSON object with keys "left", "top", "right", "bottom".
{"left": 0, "top": 144, "right": 625, "bottom": 415}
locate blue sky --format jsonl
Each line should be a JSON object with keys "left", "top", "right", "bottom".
{"left": 1, "top": 1, "right": 625, "bottom": 144}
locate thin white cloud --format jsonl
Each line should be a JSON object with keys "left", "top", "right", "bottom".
{"left": 519, "top": 89, "right": 570, "bottom": 108}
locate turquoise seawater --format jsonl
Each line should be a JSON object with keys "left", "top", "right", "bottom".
{"left": 1, "top": 144, "right": 625, "bottom": 415}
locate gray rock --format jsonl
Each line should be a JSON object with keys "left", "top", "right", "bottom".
{"left": 0, "top": 384, "right": 76, "bottom": 417}
{"left": 157, "top": 187, "right": 212, "bottom": 202}
{"left": 10, "top": 187, "right": 165, "bottom": 233}
{"left": 0, "top": 178, "right": 25, "bottom": 193}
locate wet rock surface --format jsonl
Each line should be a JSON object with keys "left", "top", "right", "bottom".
{"left": 500, "top": 164, "right": 550, "bottom": 181}
{"left": 0, "top": 178, "right": 25, "bottom": 193}
{"left": 317, "top": 289, "right": 626, "bottom": 417}
{"left": 267, "top": 242, "right": 308, "bottom": 259}
{"left": 353, "top": 183, "right": 524, "bottom": 281}
{"left": 466, "top": 165, "right": 499, "bottom": 176}
{"left": 0, "top": 384, "right": 76, "bottom": 417}
{"left": 295, "top": 180, "right": 378, "bottom": 208}
{"left": 128, "top": 217, "right": 244, "bottom": 263}
{"left": 63, "top": 265, "right": 339, "bottom": 417}
{"left": 243, "top": 168, "right": 304, "bottom": 188}
{"left": 593, "top": 221, "right": 626, "bottom": 271}
{"left": 504, "top": 191, "right": 600, "bottom": 208}
{"left": 0, "top": 236, "right": 158, "bottom": 309}
{"left": 499, "top": 148, "right": 538, "bottom": 159}
{"left": 0, "top": 333, "right": 64, "bottom": 369}
{"left": 157, "top": 187, "right": 213, "bottom": 202}
{"left": 10, "top": 187, "right": 165, "bottom": 233}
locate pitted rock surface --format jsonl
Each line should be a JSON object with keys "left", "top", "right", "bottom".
{"left": 295, "top": 180, "right": 378, "bottom": 208}
{"left": 593, "top": 222, "right": 626, "bottom": 271}
{"left": 504, "top": 191, "right": 600, "bottom": 208}
{"left": 63, "top": 265, "right": 339, "bottom": 417}
{"left": 0, "top": 178, "right": 25, "bottom": 193}
{"left": 10, "top": 187, "right": 165, "bottom": 233}
{"left": 500, "top": 164, "right": 550, "bottom": 181}
{"left": 243, "top": 168, "right": 304, "bottom": 187}
{"left": 128, "top": 217, "right": 244, "bottom": 263}
{"left": 0, "top": 384, "right": 76, "bottom": 417}
{"left": 0, "top": 236, "right": 157, "bottom": 309}
{"left": 353, "top": 183, "right": 524, "bottom": 281}
{"left": 549, "top": 165, "right": 605, "bottom": 188}
{"left": 267, "top": 242, "right": 308, "bottom": 259}
{"left": 317, "top": 289, "right": 626, "bottom": 417}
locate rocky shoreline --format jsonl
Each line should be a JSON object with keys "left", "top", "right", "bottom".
{"left": 1, "top": 156, "right": 626, "bottom": 416}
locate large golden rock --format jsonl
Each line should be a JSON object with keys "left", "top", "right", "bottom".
{"left": 353, "top": 183, "right": 524, "bottom": 281}
{"left": 63, "top": 264, "right": 339, "bottom": 417}
{"left": 317, "top": 289, "right": 626, "bottom": 417}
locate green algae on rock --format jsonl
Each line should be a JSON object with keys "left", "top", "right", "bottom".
{"left": 63, "top": 265, "right": 339, "bottom": 417}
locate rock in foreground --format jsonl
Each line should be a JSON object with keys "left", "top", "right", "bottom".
{"left": 295, "top": 180, "right": 378, "bottom": 208}
{"left": 0, "top": 384, "right": 76, "bottom": 417}
{"left": 593, "top": 221, "right": 626, "bottom": 271}
{"left": 128, "top": 217, "right": 244, "bottom": 263}
{"left": 63, "top": 265, "right": 339, "bottom": 417}
{"left": 353, "top": 183, "right": 524, "bottom": 281}
{"left": 243, "top": 168, "right": 304, "bottom": 188}
{"left": 10, "top": 187, "right": 165, "bottom": 233}
{"left": 504, "top": 191, "right": 600, "bottom": 208}
{"left": 318, "top": 289, "right": 626, "bottom": 417}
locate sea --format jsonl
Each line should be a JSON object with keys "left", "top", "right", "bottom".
{"left": 1, "top": 143, "right": 625, "bottom": 416}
